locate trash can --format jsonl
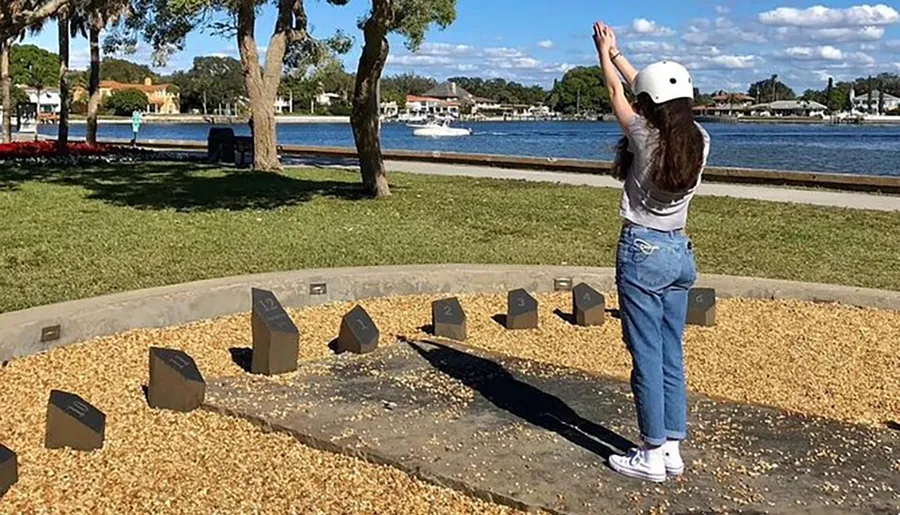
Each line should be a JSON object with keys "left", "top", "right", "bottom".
{"left": 207, "top": 127, "right": 235, "bottom": 163}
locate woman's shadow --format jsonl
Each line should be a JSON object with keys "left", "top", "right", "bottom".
{"left": 403, "top": 337, "right": 635, "bottom": 460}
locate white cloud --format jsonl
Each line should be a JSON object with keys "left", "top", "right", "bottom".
{"left": 624, "top": 40, "right": 675, "bottom": 53}
{"left": 482, "top": 47, "right": 527, "bottom": 58}
{"left": 886, "top": 39, "right": 900, "bottom": 50}
{"left": 705, "top": 54, "right": 758, "bottom": 69}
{"left": 759, "top": 4, "right": 900, "bottom": 27}
{"left": 807, "top": 26, "right": 885, "bottom": 41}
{"left": 631, "top": 18, "right": 676, "bottom": 37}
{"left": 784, "top": 45, "right": 844, "bottom": 60}
{"left": 682, "top": 21, "right": 766, "bottom": 46}
{"left": 415, "top": 43, "right": 476, "bottom": 57}
{"left": 715, "top": 6, "right": 731, "bottom": 14}
{"left": 537, "top": 40, "right": 554, "bottom": 49}
{"left": 387, "top": 55, "right": 454, "bottom": 66}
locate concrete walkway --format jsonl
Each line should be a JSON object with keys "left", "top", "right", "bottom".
{"left": 385, "top": 160, "right": 900, "bottom": 212}
{"left": 205, "top": 339, "right": 899, "bottom": 515}
{"left": 286, "top": 156, "right": 900, "bottom": 212}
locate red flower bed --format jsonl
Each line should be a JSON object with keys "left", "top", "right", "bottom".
{"left": 0, "top": 141, "right": 117, "bottom": 159}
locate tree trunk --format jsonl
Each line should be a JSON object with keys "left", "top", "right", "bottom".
{"left": 86, "top": 16, "right": 102, "bottom": 145}
{"left": 57, "top": 11, "right": 70, "bottom": 154}
{"left": 235, "top": 0, "right": 294, "bottom": 172}
{"left": 1, "top": 39, "right": 11, "bottom": 143}
{"left": 350, "top": 2, "right": 393, "bottom": 198}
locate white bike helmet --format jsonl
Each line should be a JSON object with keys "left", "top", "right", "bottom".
{"left": 633, "top": 61, "right": 694, "bottom": 104}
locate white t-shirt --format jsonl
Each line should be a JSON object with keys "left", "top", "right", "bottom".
{"left": 620, "top": 115, "right": 711, "bottom": 232}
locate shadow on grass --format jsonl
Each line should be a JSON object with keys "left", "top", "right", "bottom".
{"left": 0, "top": 160, "right": 382, "bottom": 212}
{"left": 405, "top": 338, "right": 635, "bottom": 459}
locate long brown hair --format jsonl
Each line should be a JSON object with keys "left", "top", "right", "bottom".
{"left": 611, "top": 93, "right": 705, "bottom": 192}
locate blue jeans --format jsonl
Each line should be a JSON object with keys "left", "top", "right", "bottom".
{"left": 616, "top": 223, "right": 697, "bottom": 446}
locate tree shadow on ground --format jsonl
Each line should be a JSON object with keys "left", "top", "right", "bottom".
{"left": 404, "top": 338, "right": 635, "bottom": 460}
{"left": 0, "top": 160, "right": 386, "bottom": 212}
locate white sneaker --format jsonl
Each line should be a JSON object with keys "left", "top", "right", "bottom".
{"left": 609, "top": 447, "right": 666, "bottom": 483}
{"left": 662, "top": 440, "right": 684, "bottom": 476}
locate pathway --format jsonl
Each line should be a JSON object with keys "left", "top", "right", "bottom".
{"left": 205, "top": 338, "right": 899, "bottom": 515}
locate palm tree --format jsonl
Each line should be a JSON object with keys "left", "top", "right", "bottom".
{"left": 55, "top": 1, "right": 72, "bottom": 153}
{"left": 72, "top": 0, "right": 130, "bottom": 145}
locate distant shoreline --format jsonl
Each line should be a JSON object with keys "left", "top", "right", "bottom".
{"left": 55, "top": 114, "right": 900, "bottom": 126}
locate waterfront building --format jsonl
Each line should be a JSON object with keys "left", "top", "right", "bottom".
{"left": 74, "top": 78, "right": 180, "bottom": 115}
{"left": 748, "top": 100, "right": 827, "bottom": 117}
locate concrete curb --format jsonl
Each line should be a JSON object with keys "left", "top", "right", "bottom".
{"left": 2, "top": 264, "right": 898, "bottom": 362}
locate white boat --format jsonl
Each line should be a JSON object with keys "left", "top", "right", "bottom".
{"left": 412, "top": 118, "right": 473, "bottom": 138}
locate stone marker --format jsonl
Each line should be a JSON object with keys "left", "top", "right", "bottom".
{"left": 0, "top": 443, "right": 16, "bottom": 497}
{"left": 45, "top": 390, "right": 105, "bottom": 451}
{"left": 687, "top": 287, "right": 717, "bottom": 327}
{"left": 251, "top": 288, "right": 300, "bottom": 376}
{"left": 337, "top": 305, "right": 379, "bottom": 354}
{"left": 572, "top": 282, "right": 606, "bottom": 326}
{"left": 148, "top": 347, "right": 206, "bottom": 412}
{"left": 207, "top": 127, "right": 235, "bottom": 163}
{"left": 507, "top": 289, "right": 538, "bottom": 330}
{"left": 432, "top": 297, "right": 467, "bottom": 341}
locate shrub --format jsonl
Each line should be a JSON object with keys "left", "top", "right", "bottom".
{"left": 104, "top": 89, "right": 148, "bottom": 116}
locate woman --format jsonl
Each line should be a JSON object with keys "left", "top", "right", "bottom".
{"left": 592, "top": 22, "right": 710, "bottom": 483}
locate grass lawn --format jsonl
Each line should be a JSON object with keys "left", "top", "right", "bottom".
{"left": 1, "top": 161, "right": 898, "bottom": 313}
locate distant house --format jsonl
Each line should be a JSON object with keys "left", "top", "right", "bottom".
{"left": 404, "top": 95, "right": 460, "bottom": 118}
{"left": 316, "top": 92, "right": 342, "bottom": 106}
{"left": 694, "top": 92, "right": 754, "bottom": 116}
{"left": 379, "top": 101, "right": 399, "bottom": 118}
{"left": 850, "top": 88, "right": 900, "bottom": 113}
{"left": 748, "top": 100, "right": 827, "bottom": 117}
{"left": 74, "top": 78, "right": 180, "bottom": 114}
{"left": 421, "top": 82, "right": 476, "bottom": 105}
{"left": 20, "top": 86, "right": 62, "bottom": 115}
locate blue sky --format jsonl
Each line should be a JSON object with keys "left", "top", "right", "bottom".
{"left": 22, "top": 1, "right": 900, "bottom": 92}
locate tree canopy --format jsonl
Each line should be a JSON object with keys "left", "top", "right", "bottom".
{"left": 104, "top": 88, "right": 148, "bottom": 115}
{"left": 99, "top": 57, "right": 160, "bottom": 83}
{"left": 548, "top": 66, "right": 609, "bottom": 114}
{"left": 444, "top": 76, "right": 547, "bottom": 104}
{"left": 170, "top": 55, "right": 243, "bottom": 113}
{"left": 9, "top": 44, "right": 58, "bottom": 87}
{"left": 748, "top": 76, "right": 796, "bottom": 103}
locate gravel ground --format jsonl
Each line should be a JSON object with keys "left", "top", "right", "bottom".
{"left": 1, "top": 291, "right": 897, "bottom": 513}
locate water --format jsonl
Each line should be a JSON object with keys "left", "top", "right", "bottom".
{"left": 41, "top": 120, "right": 900, "bottom": 176}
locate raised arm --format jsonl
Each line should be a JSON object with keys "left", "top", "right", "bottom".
{"left": 594, "top": 22, "right": 635, "bottom": 131}
{"left": 609, "top": 46, "right": 638, "bottom": 89}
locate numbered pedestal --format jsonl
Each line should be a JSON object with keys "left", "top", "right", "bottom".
{"left": 338, "top": 305, "right": 379, "bottom": 354}
{"left": 148, "top": 347, "right": 206, "bottom": 412}
{"left": 432, "top": 297, "right": 467, "bottom": 341}
{"left": 573, "top": 283, "right": 606, "bottom": 327}
{"left": 45, "top": 390, "right": 106, "bottom": 451}
{"left": 507, "top": 289, "right": 538, "bottom": 330}
{"left": 687, "top": 287, "right": 717, "bottom": 327}
{"left": 0, "top": 443, "right": 16, "bottom": 498}
{"left": 251, "top": 288, "right": 300, "bottom": 375}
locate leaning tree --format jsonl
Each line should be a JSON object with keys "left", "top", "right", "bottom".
{"left": 114, "top": 0, "right": 351, "bottom": 171}
{"left": 350, "top": 0, "right": 456, "bottom": 198}
{"left": 1, "top": 0, "right": 70, "bottom": 142}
